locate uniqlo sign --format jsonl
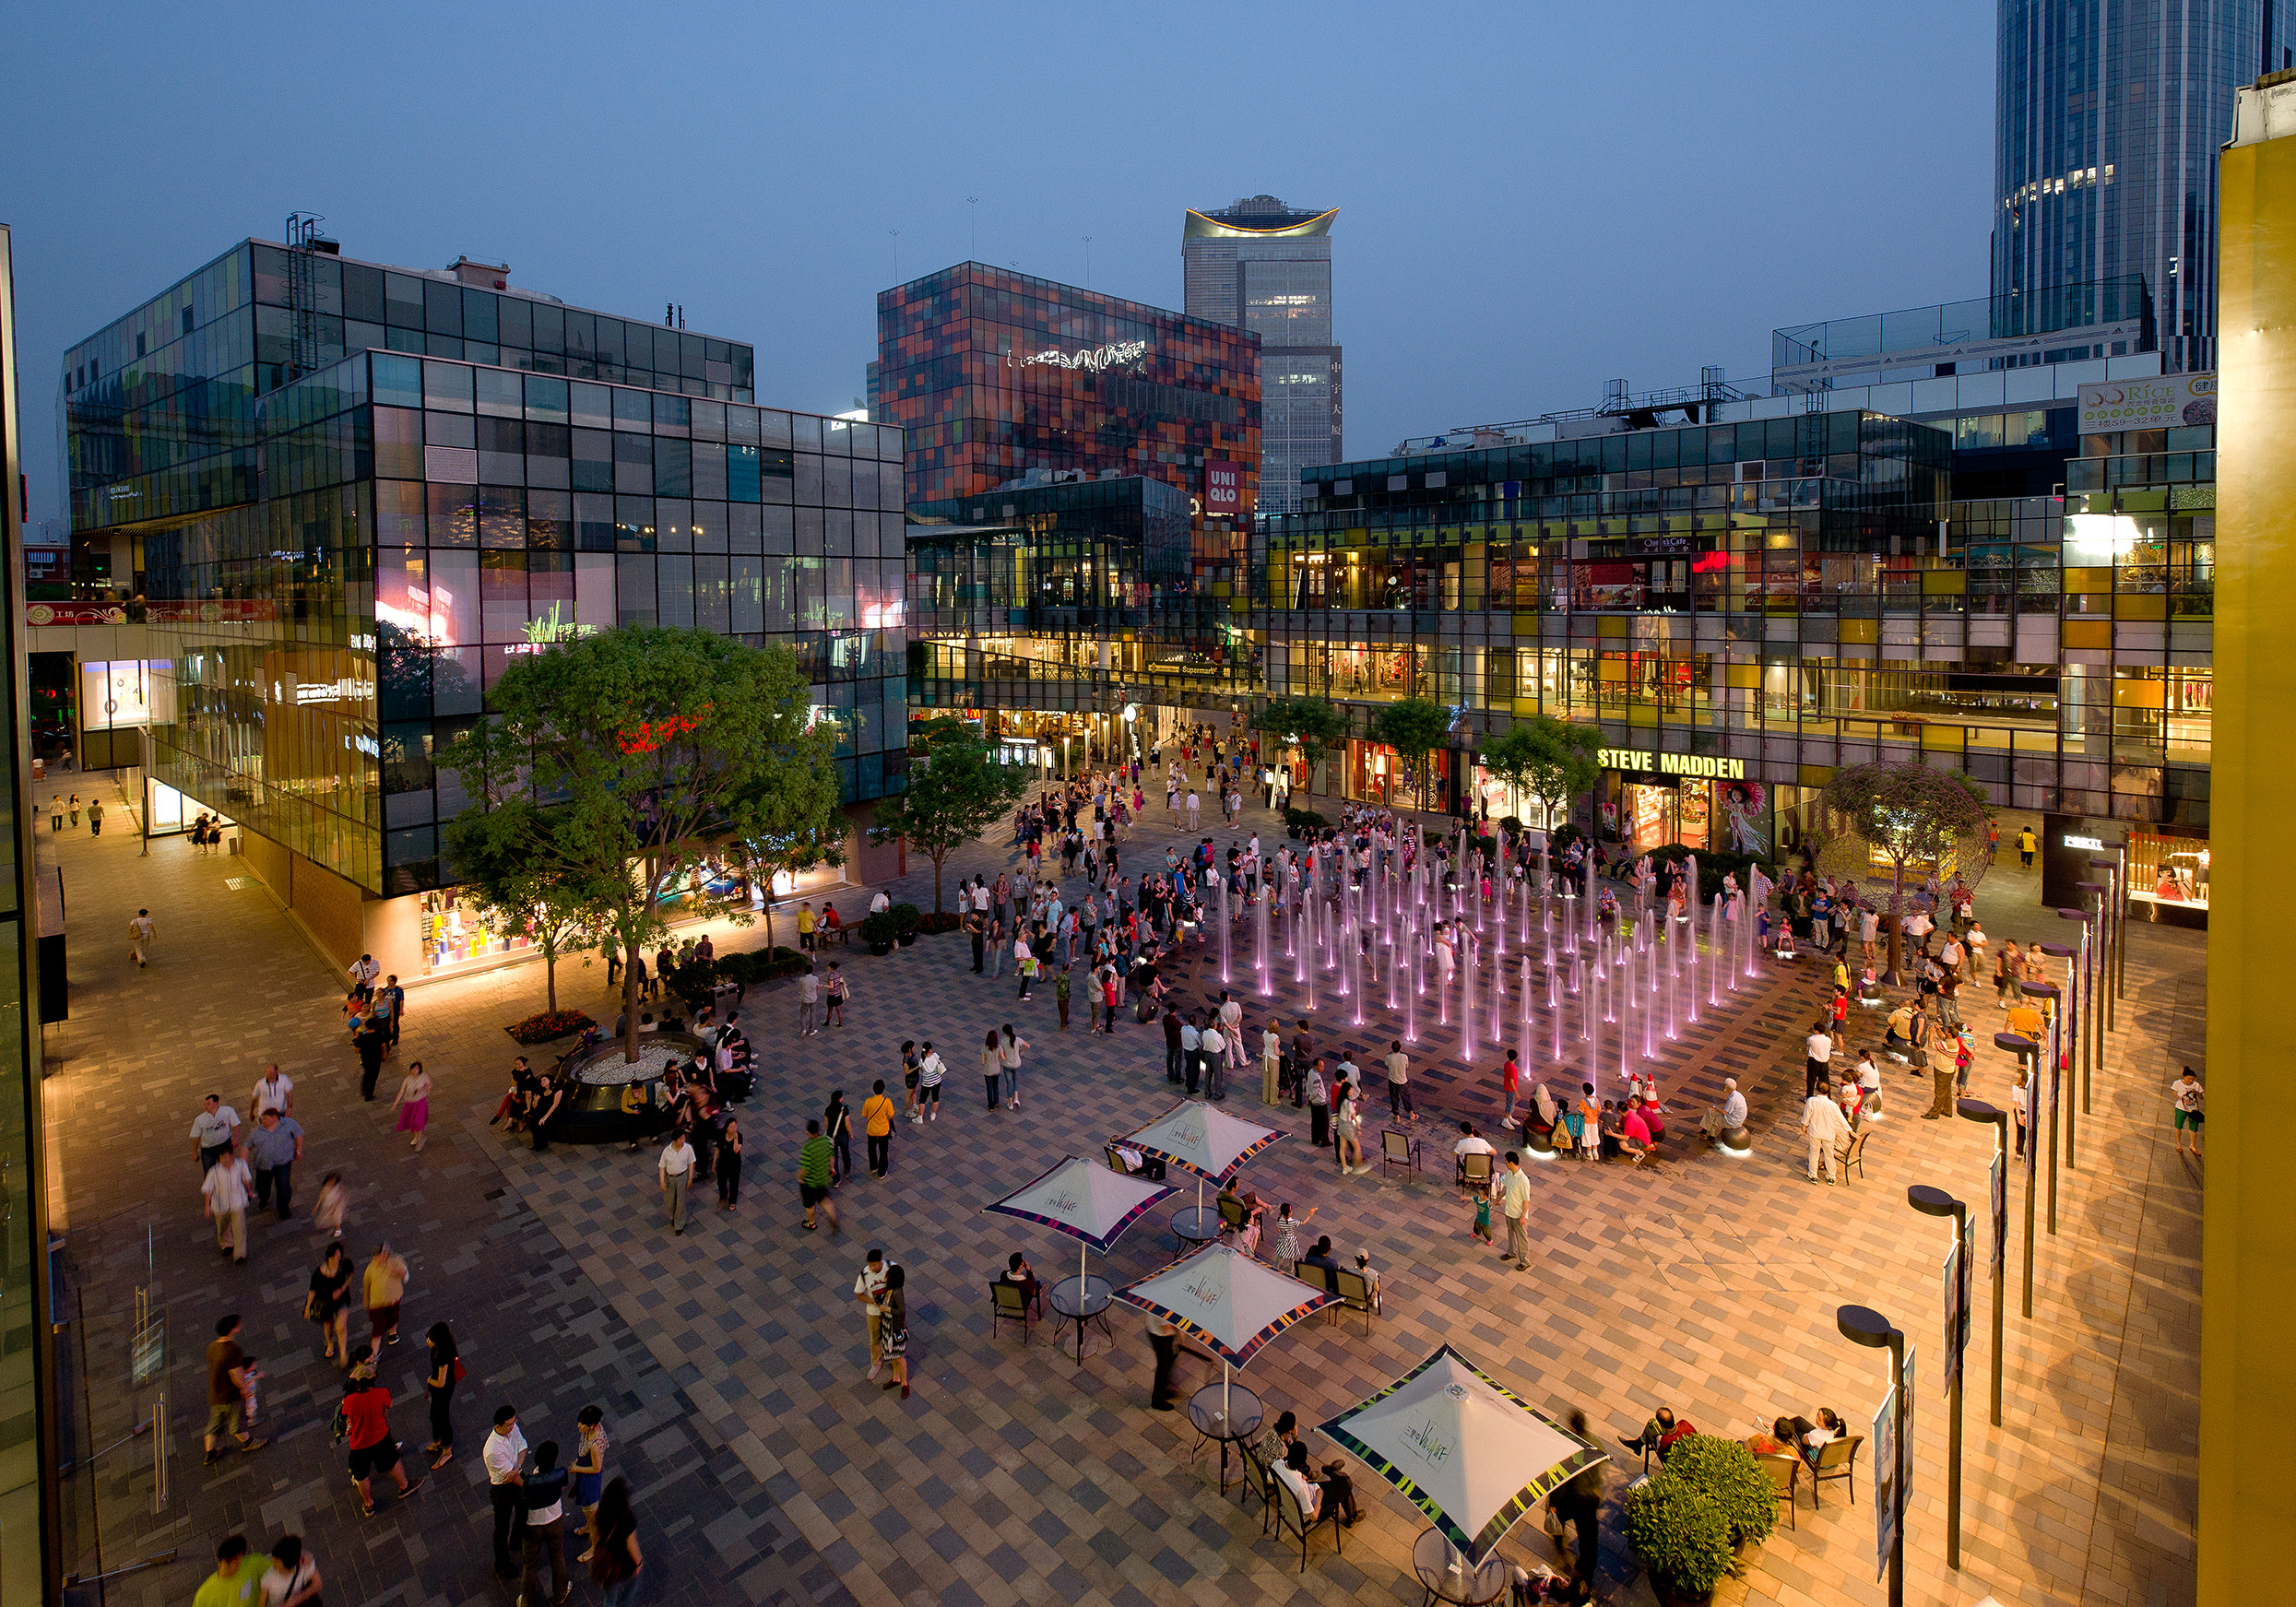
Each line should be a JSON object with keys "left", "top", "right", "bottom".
{"left": 1203, "top": 460, "right": 1241, "bottom": 514}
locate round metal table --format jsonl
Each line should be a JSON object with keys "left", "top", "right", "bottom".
{"left": 1171, "top": 1205, "right": 1221, "bottom": 1257}
{"left": 1187, "top": 1381, "right": 1263, "bottom": 1495}
{"left": 1411, "top": 1527, "right": 1509, "bottom": 1607}
{"left": 1047, "top": 1273, "right": 1112, "bottom": 1365}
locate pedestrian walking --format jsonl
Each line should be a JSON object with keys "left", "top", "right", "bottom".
{"left": 192, "top": 1093, "right": 242, "bottom": 1172}
{"left": 571, "top": 1406, "right": 610, "bottom": 1561}
{"left": 854, "top": 1247, "right": 892, "bottom": 1377}
{"left": 862, "top": 1081, "right": 895, "bottom": 1177}
{"left": 484, "top": 1406, "right": 529, "bottom": 1578}
{"left": 2172, "top": 1067, "right": 2205, "bottom": 1156}
{"left": 313, "top": 1171, "right": 347, "bottom": 1239}
{"left": 658, "top": 1130, "right": 695, "bottom": 1234}
{"left": 797, "top": 963, "right": 821, "bottom": 1036}
{"left": 128, "top": 907, "right": 156, "bottom": 967}
{"left": 355, "top": 1013, "right": 386, "bottom": 1102}
{"left": 878, "top": 1265, "right": 910, "bottom": 1400}
{"left": 339, "top": 1351, "right": 422, "bottom": 1516}
{"left": 306, "top": 1243, "right": 352, "bottom": 1366}
{"left": 1261, "top": 1023, "right": 1283, "bottom": 1105}
{"left": 1547, "top": 1408, "right": 1603, "bottom": 1589}
{"left": 1055, "top": 963, "right": 1071, "bottom": 1028}
{"left": 195, "top": 1535, "right": 259, "bottom": 1607}
{"left": 1000, "top": 1024, "right": 1028, "bottom": 1110}
{"left": 246, "top": 1108, "right": 303, "bottom": 1221}
{"left": 423, "top": 1321, "right": 461, "bottom": 1469}
{"left": 799, "top": 1118, "right": 838, "bottom": 1232}
{"left": 590, "top": 1478, "right": 644, "bottom": 1607}
{"left": 204, "top": 1144, "right": 253, "bottom": 1263}
{"left": 373, "top": 975, "right": 404, "bottom": 1050}
{"left": 261, "top": 1535, "right": 324, "bottom": 1607}
{"left": 203, "top": 1316, "right": 266, "bottom": 1464}
{"left": 362, "top": 1242, "right": 408, "bottom": 1347}
{"left": 251, "top": 1063, "right": 294, "bottom": 1119}
{"left": 347, "top": 952, "right": 380, "bottom": 1001}
{"left": 978, "top": 1031, "right": 1002, "bottom": 1111}
{"left": 915, "top": 1043, "right": 944, "bottom": 1121}
{"left": 823, "top": 1090, "right": 852, "bottom": 1183}
{"left": 390, "top": 1060, "right": 432, "bottom": 1152}
{"left": 517, "top": 1439, "right": 571, "bottom": 1604}
{"left": 716, "top": 1115, "right": 743, "bottom": 1210}
{"left": 1802, "top": 1089, "right": 1850, "bottom": 1184}
{"left": 1384, "top": 1041, "right": 1416, "bottom": 1121}
{"left": 88, "top": 796, "right": 103, "bottom": 835}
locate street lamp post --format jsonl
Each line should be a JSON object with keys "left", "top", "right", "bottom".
{"left": 1994, "top": 1031, "right": 2038, "bottom": 1317}
{"left": 2075, "top": 879, "right": 2110, "bottom": 1115}
{"left": 2043, "top": 928, "right": 2082, "bottom": 1168}
{"left": 1956, "top": 1097, "right": 2009, "bottom": 1426}
{"left": 2087, "top": 856, "right": 2120, "bottom": 1041}
{"left": 2107, "top": 838, "right": 2128, "bottom": 1005}
{"left": 1838, "top": 1304, "right": 1907, "bottom": 1607}
{"left": 2021, "top": 976, "right": 2064, "bottom": 1234}
{"left": 1909, "top": 1184, "right": 1969, "bottom": 1571}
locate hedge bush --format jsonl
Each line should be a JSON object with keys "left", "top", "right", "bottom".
{"left": 1659, "top": 1434, "right": 1778, "bottom": 1550}
{"left": 1622, "top": 1471, "right": 1734, "bottom": 1599}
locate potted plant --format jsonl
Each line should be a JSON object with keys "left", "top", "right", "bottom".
{"left": 1659, "top": 1436, "right": 1778, "bottom": 1575}
{"left": 858, "top": 910, "right": 899, "bottom": 955}
{"left": 890, "top": 903, "right": 922, "bottom": 948}
{"left": 1622, "top": 1474, "right": 1734, "bottom": 1607}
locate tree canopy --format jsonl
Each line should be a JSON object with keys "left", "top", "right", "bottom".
{"left": 867, "top": 715, "right": 1033, "bottom": 911}
{"left": 444, "top": 812, "right": 602, "bottom": 1014}
{"left": 1254, "top": 697, "right": 1347, "bottom": 782}
{"left": 442, "top": 626, "right": 843, "bottom": 1060}
{"left": 1479, "top": 715, "right": 1604, "bottom": 833}
{"left": 1821, "top": 760, "right": 1990, "bottom": 978}
{"left": 1371, "top": 697, "right": 1457, "bottom": 807}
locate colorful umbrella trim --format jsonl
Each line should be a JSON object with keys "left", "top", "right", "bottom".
{"left": 979, "top": 1156, "right": 1176, "bottom": 1254}
{"left": 1109, "top": 1244, "right": 1337, "bottom": 1367}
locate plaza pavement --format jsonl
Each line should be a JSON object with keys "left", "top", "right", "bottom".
{"left": 40, "top": 773, "right": 2203, "bottom": 1607}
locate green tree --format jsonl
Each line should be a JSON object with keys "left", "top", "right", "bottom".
{"left": 1478, "top": 715, "right": 1604, "bottom": 835}
{"left": 746, "top": 821, "right": 848, "bottom": 950}
{"left": 442, "top": 627, "right": 843, "bottom": 1063}
{"left": 1821, "top": 760, "right": 1990, "bottom": 980}
{"left": 1371, "top": 697, "right": 1457, "bottom": 812}
{"left": 1253, "top": 696, "right": 1346, "bottom": 797}
{"left": 866, "top": 715, "right": 1032, "bottom": 913}
{"left": 446, "top": 815, "right": 601, "bottom": 1014}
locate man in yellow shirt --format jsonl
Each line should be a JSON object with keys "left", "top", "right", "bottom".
{"left": 797, "top": 903, "right": 817, "bottom": 952}
{"left": 194, "top": 1537, "right": 260, "bottom": 1607}
{"left": 861, "top": 1078, "right": 897, "bottom": 1178}
{"left": 2004, "top": 999, "right": 2044, "bottom": 1042}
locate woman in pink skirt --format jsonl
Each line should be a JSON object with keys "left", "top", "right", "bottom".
{"left": 391, "top": 1060, "right": 433, "bottom": 1152}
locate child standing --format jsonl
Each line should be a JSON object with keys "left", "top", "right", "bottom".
{"left": 1471, "top": 1180, "right": 1493, "bottom": 1243}
{"left": 1271, "top": 1202, "right": 1315, "bottom": 1269}
{"left": 314, "top": 1172, "right": 348, "bottom": 1237}
{"left": 823, "top": 963, "right": 848, "bottom": 1029}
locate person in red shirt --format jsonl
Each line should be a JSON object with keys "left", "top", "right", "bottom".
{"left": 1620, "top": 1406, "right": 1698, "bottom": 1463}
{"left": 340, "top": 1349, "right": 422, "bottom": 1517}
{"left": 1499, "top": 1050, "right": 1521, "bottom": 1124}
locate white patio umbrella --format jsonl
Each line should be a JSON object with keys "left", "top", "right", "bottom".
{"left": 1114, "top": 1097, "right": 1285, "bottom": 1223}
{"left": 980, "top": 1154, "right": 1176, "bottom": 1291}
{"left": 1317, "top": 1345, "right": 1606, "bottom": 1566}
{"left": 1110, "top": 1241, "right": 1336, "bottom": 1423}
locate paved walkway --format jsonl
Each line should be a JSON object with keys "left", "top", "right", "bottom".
{"left": 41, "top": 776, "right": 2204, "bottom": 1607}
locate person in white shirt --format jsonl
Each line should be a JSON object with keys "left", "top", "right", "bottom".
{"left": 1801, "top": 1092, "right": 1852, "bottom": 1184}
{"left": 1275, "top": 1440, "right": 1361, "bottom": 1525}
{"left": 658, "top": 1135, "right": 695, "bottom": 1234}
{"left": 869, "top": 890, "right": 891, "bottom": 915}
{"left": 1384, "top": 1043, "right": 1416, "bottom": 1122}
{"left": 202, "top": 1143, "right": 254, "bottom": 1261}
{"left": 127, "top": 908, "right": 157, "bottom": 967}
{"left": 853, "top": 1247, "right": 894, "bottom": 1378}
{"left": 1179, "top": 1018, "right": 1201, "bottom": 1094}
{"left": 1260, "top": 1025, "right": 1284, "bottom": 1105}
{"left": 483, "top": 1406, "right": 530, "bottom": 1577}
{"left": 1721, "top": 1079, "right": 1748, "bottom": 1132}
{"left": 2171, "top": 1067, "right": 2205, "bottom": 1156}
{"left": 1856, "top": 1051, "right": 1884, "bottom": 1121}
{"left": 1804, "top": 1022, "right": 1835, "bottom": 1098}
{"left": 1200, "top": 1025, "right": 1226, "bottom": 1099}
{"left": 191, "top": 1094, "right": 242, "bottom": 1170}
{"left": 251, "top": 1065, "right": 294, "bottom": 1119}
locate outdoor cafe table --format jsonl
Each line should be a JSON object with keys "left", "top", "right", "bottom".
{"left": 1047, "top": 1272, "right": 1113, "bottom": 1365}
{"left": 1412, "top": 1527, "right": 1509, "bottom": 1607}
{"left": 1170, "top": 1205, "right": 1221, "bottom": 1256}
{"left": 1187, "top": 1381, "right": 1263, "bottom": 1495}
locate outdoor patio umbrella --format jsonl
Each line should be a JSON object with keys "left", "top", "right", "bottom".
{"left": 1318, "top": 1345, "right": 1606, "bottom": 1567}
{"left": 980, "top": 1153, "right": 1176, "bottom": 1292}
{"left": 1114, "top": 1097, "right": 1285, "bottom": 1223}
{"left": 1110, "top": 1241, "right": 1337, "bottom": 1432}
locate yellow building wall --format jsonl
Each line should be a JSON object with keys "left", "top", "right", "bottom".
{"left": 2202, "top": 77, "right": 2296, "bottom": 1607}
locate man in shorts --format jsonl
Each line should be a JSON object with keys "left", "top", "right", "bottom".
{"left": 2171, "top": 1067, "right": 2205, "bottom": 1156}
{"left": 204, "top": 1315, "right": 267, "bottom": 1465}
{"left": 340, "top": 1348, "right": 421, "bottom": 1516}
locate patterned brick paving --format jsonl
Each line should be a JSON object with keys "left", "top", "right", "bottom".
{"left": 42, "top": 775, "right": 2204, "bottom": 1607}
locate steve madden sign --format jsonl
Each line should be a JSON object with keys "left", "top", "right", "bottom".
{"left": 1598, "top": 746, "right": 1745, "bottom": 781}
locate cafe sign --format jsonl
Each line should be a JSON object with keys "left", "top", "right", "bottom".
{"left": 1598, "top": 746, "right": 1745, "bottom": 781}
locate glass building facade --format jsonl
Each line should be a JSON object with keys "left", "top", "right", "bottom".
{"left": 65, "top": 239, "right": 903, "bottom": 976}
{"left": 1183, "top": 197, "right": 1342, "bottom": 515}
{"left": 1990, "top": 0, "right": 2291, "bottom": 374}
{"left": 873, "top": 263, "right": 1260, "bottom": 592}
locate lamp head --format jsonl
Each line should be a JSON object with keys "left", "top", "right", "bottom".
{"left": 2019, "top": 981, "right": 2062, "bottom": 1001}
{"left": 1957, "top": 1096, "right": 2004, "bottom": 1124}
{"left": 1994, "top": 1032, "right": 2036, "bottom": 1055}
{"left": 1908, "top": 1183, "right": 1960, "bottom": 1218}
{"left": 1837, "top": 1305, "right": 1895, "bottom": 1348}
{"left": 2075, "top": 880, "right": 2107, "bottom": 895}
{"left": 2055, "top": 907, "right": 2089, "bottom": 923}
{"left": 2036, "top": 941, "right": 2075, "bottom": 960}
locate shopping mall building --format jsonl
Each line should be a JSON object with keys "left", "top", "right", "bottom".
{"left": 55, "top": 235, "right": 908, "bottom": 982}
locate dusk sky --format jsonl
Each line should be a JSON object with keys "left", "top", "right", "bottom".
{"left": 3, "top": 1, "right": 1994, "bottom": 526}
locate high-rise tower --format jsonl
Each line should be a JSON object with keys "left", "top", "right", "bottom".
{"left": 1183, "top": 196, "right": 1338, "bottom": 514}
{"left": 1991, "top": 0, "right": 2291, "bottom": 373}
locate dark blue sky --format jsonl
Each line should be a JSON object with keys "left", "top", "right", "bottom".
{"left": 3, "top": 1, "right": 1994, "bottom": 527}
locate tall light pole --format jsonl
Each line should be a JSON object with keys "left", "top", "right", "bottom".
{"left": 1909, "top": 1185, "right": 1970, "bottom": 1570}
{"left": 2022, "top": 975, "right": 2064, "bottom": 1234}
{"left": 1838, "top": 1305, "right": 1907, "bottom": 1607}
{"left": 1957, "top": 1096, "right": 2009, "bottom": 1426}
{"left": 2047, "top": 923, "right": 2085, "bottom": 1166}
{"left": 2075, "top": 880, "right": 2110, "bottom": 1114}
{"left": 2088, "top": 851, "right": 2122, "bottom": 1036}
{"left": 1995, "top": 1031, "right": 2038, "bottom": 1317}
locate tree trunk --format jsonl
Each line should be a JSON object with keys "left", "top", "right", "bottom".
{"left": 931, "top": 851, "right": 948, "bottom": 914}
{"left": 621, "top": 940, "right": 644, "bottom": 1063}
{"left": 543, "top": 941, "right": 559, "bottom": 1014}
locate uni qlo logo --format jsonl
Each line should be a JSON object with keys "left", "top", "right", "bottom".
{"left": 1203, "top": 460, "right": 1241, "bottom": 515}
{"left": 1403, "top": 1416, "right": 1455, "bottom": 1466}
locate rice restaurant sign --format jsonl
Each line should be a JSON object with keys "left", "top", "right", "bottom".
{"left": 1599, "top": 746, "right": 1745, "bottom": 781}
